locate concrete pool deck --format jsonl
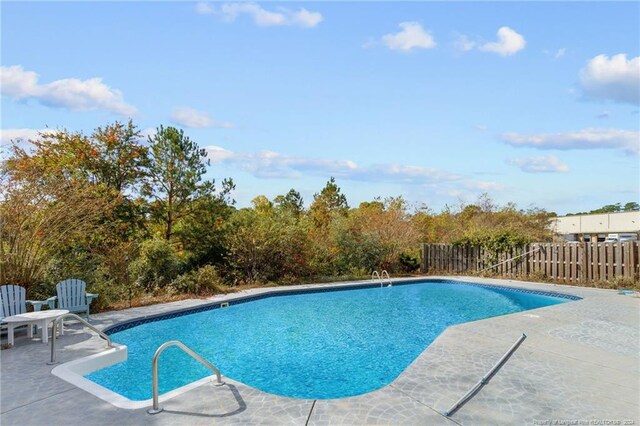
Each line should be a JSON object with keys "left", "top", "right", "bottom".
{"left": 1, "top": 276, "right": 638, "bottom": 425}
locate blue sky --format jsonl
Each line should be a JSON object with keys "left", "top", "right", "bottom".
{"left": 1, "top": 1, "right": 639, "bottom": 214}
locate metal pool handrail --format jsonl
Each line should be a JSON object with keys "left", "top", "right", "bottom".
{"left": 380, "top": 270, "right": 392, "bottom": 287}
{"left": 444, "top": 333, "right": 527, "bottom": 417}
{"left": 48, "top": 313, "right": 113, "bottom": 365}
{"left": 372, "top": 270, "right": 392, "bottom": 287}
{"left": 147, "top": 340, "right": 225, "bottom": 415}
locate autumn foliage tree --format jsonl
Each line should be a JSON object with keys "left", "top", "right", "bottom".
{"left": 90, "top": 120, "right": 148, "bottom": 192}
{"left": 0, "top": 167, "right": 112, "bottom": 291}
{"left": 345, "top": 197, "right": 420, "bottom": 270}
{"left": 0, "top": 122, "right": 147, "bottom": 296}
{"left": 0, "top": 119, "right": 568, "bottom": 306}
{"left": 5, "top": 121, "right": 146, "bottom": 191}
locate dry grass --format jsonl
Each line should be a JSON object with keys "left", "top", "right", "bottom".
{"left": 94, "top": 271, "right": 638, "bottom": 314}
{"left": 95, "top": 273, "right": 426, "bottom": 313}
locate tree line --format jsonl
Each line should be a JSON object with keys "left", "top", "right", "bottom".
{"left": 0, "top": 121, "right": 555, "bottom": 309}
{"left": 563, "top": 202, "right": 640, "bottom": 216}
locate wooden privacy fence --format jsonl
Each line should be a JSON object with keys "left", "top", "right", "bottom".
{"left": 421, "top": 242, "right": 639, "bottom": 284}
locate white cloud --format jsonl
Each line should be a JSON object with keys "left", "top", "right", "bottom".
{"left": 506, "top": 155, "right": 570, "bottom": 173}
{"left": 501, "top": 128, "right": 639, "bottom": 156}
{"left": 0, "top": 65, "right": 136, "bottom": 116}
{"left": 554, "top": 48, "right": 566, "bottom": 59}
{"left": 195, "top": 2, "right": 214, "bottom": 15}
{"left": 207, "top": 145, "right": 237, "bottom": 162}
{"left": 207, "top": 146, "right": 359, "bottom": 179}
{"left": 205, "top": 145, "right": 460, "bottom": 183}
{"left": 0, "top": 128, "right": 53, "bottom": 144}
{"left": 352, "top": 163, "right": 459, "bottom": 183}
{"left": 579, "top": 54, "right": 640, "bottom": 105}
{"left": 205, "top": 146, "right": 508, "bottom": 205}
{"left": 361, "top": 38, "right": 377, "bottom": 49}
{"left": 382, "top": 22, "right": 436, "bottom": 51}
{"left": 544, "top": 48, "right": 567, "bottom": 59}
{"left": 290, "top": 8, "right": 323, "bottom": 28}
{"left": 464, "top": 181, "right": 505, "bottom": 191}
{"left": 222, "top": 3, "right": 284, "bottom": 26}
{"left": 479, "top": 26, "right": 526, "bottom": 56}
{"left": 453, "top": 33, "right": 475, "bottom": 52}
{"left": 171, "top": 107, "right": 212, "bottom": 128}
{"left": 170, "top": 107, "right": 233, "bottom": 129}
{"left": 0, "top": 66, "right": 39, "bottom": 98}
{"left": 480, "top": 182, "right": 504, "bottom": 191}
{"left": 197, "top": 2, "right": 322, "bottom": 28}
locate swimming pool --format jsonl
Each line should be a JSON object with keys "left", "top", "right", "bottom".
{"left": 85, "top": 280, "right": 577, "bottom": 401}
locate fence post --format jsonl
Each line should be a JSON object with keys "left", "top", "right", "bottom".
{"left": 615, "top": 241, "right": 622, "bottom": 278}
{"left": 578, "top": 242, "right": 585, "bottom": 283}
{"left": 634, "top": 241, "right": 639, "bottom": 281}
{"left": 599, "top": 243, "right": 606, "bottom": 281}
{"left": 633, "top": 241, "right": 636, "bottom": 279}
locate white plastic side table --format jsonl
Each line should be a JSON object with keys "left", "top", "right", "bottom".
{"left": 4, "top": 309, "right": 69, "bottom": 346}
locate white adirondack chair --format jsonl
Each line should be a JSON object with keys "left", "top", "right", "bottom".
{"left": 47, "top": 279, "right": 98, "bottom": 319}
{"left": 1, "top": 285, "right": 48, "bottom": 335}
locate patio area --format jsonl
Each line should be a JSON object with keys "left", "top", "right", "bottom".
{"left": 1, "top": 277, "right": 638, "bottom": 425}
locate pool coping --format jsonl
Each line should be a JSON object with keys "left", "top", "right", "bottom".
{"left": 50, "top": 276, "right": 585, "bottom": 410}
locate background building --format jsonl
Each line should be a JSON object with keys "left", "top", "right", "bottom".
{"left": 551, "top": 211, "right": 640, "bottom": 242}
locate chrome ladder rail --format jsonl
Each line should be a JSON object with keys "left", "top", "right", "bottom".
{"left": 380, "top": 270, "right": 392, "bottom": 287}
{"left": 372, "top": 270, "right": 392, "bottom": 287}
{"left": 48, "top": 313, "right": 113, "bottom": 365}
{"left": 148, "top": 340, "right": 225, "bottom": 415}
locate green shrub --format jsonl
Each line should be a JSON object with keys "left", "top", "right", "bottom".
{"left": 227, "top": 207, "right": 313, "bottom": 284}
{"left": 346, "top": 267, "right": 370, "bottom": 279}
{"left": 171, "top": 265, "right": 224, "bottom": 295}
{"left": 90, "top": 277, "right": 142, "bottom": 310}
{"left": 453, "top": 228, "right": 532, "bottom": 266}
{"left": 130, "top": 238, "right": 180, "bottom": 291}
{"left": 195, "top": 265, "right": 224, "bottom": 294}
{"left": 31, "top": 247, "right": 101, "bottom": 301}
{"left": 170, "top": 273, "right": 197, "bottom": 293}
{"left": 334, "top": 229, "right": 385, "bottom": 274}
{"left": 399, "top": 253, "right": 420, "bottom": 272}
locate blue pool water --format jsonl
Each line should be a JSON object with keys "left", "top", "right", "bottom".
{"left": 86, "top": 281, "right": 571, "bottom": 400}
